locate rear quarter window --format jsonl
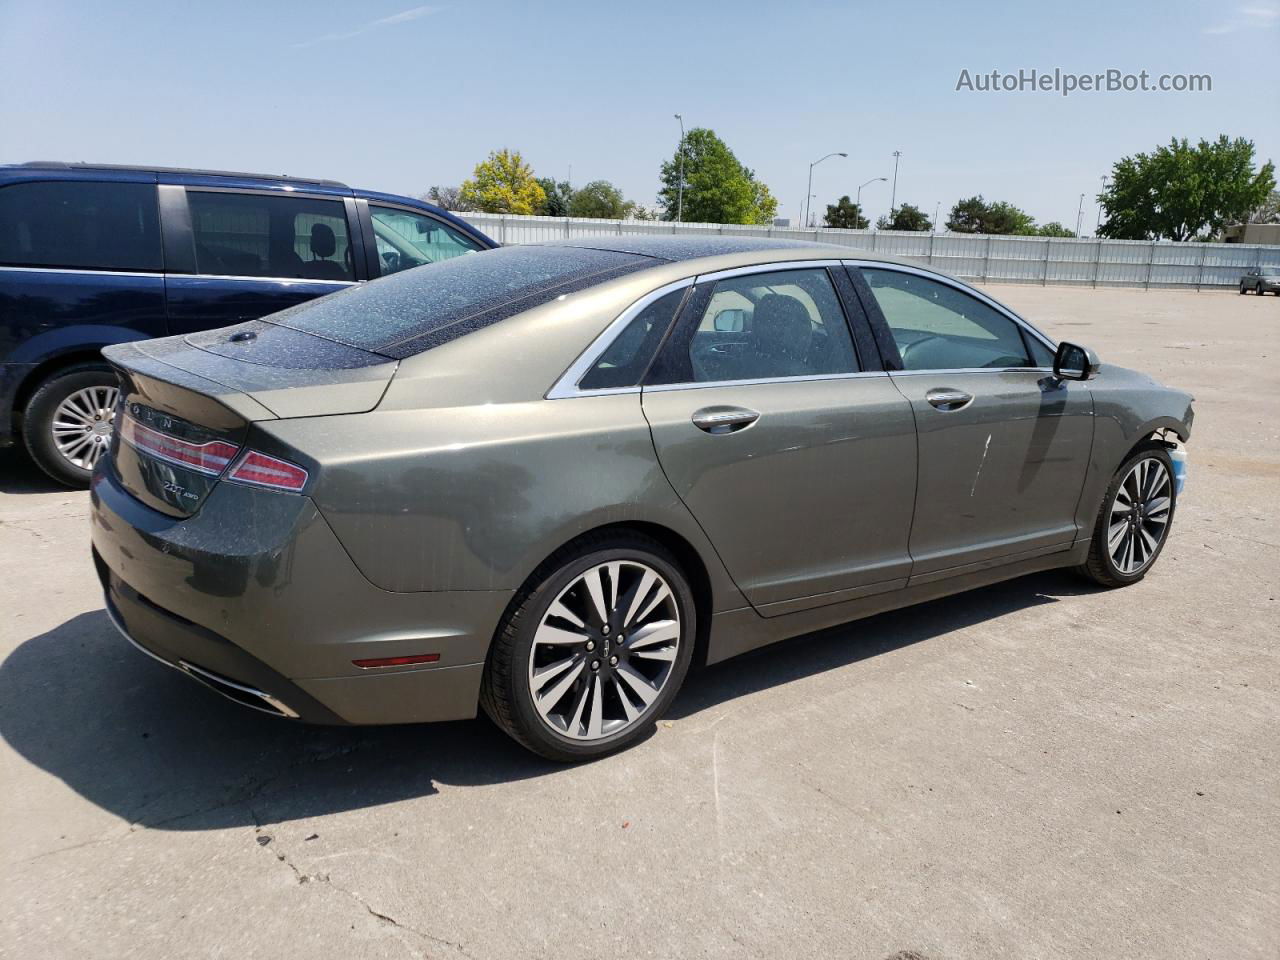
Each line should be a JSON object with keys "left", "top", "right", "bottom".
{"left": 0, "top": 180, "right": 161, "bottom": 271}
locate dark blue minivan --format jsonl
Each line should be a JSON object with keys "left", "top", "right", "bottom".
{"left": 0, "top": 162, "right": 494, "bottom": 485}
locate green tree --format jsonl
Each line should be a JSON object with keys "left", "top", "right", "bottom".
{"left": 876, "top": 203, "right": 932, "bottom": 231}
{"left": 945, "top": 195, "right": 1036, "bottom": 234}
{"left": 1037, "top": 222, "right": 1076, "bottom": 237}
{"left": 1098, "top": 136, "right": 1276, "bottom": 241}
{"left": 658, "top": 128, "right": 776, "bottom": 224}
{"left": 946, "top": 195, "right": 989, "bottom": 233}
{"left": 1252, "top": 190, "right": 1280, "bottom": 224}
{"left": 824, "top": 195, "right": 869, "bottom": 229}
{"left": 536, "top": 178, "right": 573, "bottom": 217}
{"left": 459, "top": 149, "right": 546, "bottom": 215}
{"left": 629, "top": 204, "right": 657, "bottom": 220}
{"left": 568, "top": 180, "right": 629, "bottom": 219}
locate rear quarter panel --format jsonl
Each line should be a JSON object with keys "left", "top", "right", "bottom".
{"left": 265, "top": 393, "right": 747, "bottom": 612}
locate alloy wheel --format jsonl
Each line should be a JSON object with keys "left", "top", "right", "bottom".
{"left": 527, "top": 560, "right": 681, "bottom": 741}
{"left": 1107, "top": 456, "right": 1172, "bottom": 575}
{"left": 51, "top": 385, "right": 119, "bottom": 470}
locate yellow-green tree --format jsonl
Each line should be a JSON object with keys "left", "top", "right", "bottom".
{"left": 460, "top": 149, "right": 546, "bottom": 215}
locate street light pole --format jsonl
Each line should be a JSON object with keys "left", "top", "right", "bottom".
{"left": 805, "top": 151, "right": 848, "bottom": 229}
{"left": 674, "top": 114, "right": 686, "bottom": 223}
{"left": 1095, "top": 175, "right": 1109, "bottom": 232}
{"left": 856, "top": 177, "right": 887, "bottom": 227}
{"left": 889, "top": 150, "right": 902, "bottom": 214}
{"left": 933, "top": 200, "right": 941, "bottom": 232}
{"left": 1075, "top": 192, "right": 1085, "bottom": 237}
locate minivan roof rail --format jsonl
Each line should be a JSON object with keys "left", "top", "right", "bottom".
{"left": 16, "top": 161, "right": 349, "bottom": 188}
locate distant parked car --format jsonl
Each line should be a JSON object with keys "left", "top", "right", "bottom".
{"left": 1239, "top": 267, "right": 1280, "bottom": 295}
{"left": 0, "top": 162, "right": 495, "bottom": 485}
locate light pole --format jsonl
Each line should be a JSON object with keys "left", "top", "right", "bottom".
{"left": 933, "top": 200, "right": 941, "bottom": 232}
{"left": 1095, "top": 175, "right": 1109, "bottom": 233}
{"left": 1075, "top": 192, "right": 1085, "bottom": 238}
{"left": 674, "top": 114, "right": 686, "bottom": 223}
{"left": 857, "top": 177, "right": 887, "bottom": 227}
{"left": 889, "top": 150, "right": 902, "bottom": 214}
{"left": 805, "top": 151, "right": 847, "bottom": 230}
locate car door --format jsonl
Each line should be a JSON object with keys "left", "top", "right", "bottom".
{"left": 160, "top": 186, "right": 362, "bottom": 335}
{"left": 853, "top": 263, "right": 1094, "bottom": 580}
{"left": 641, "top": 262, "right": 917, "bottom": 615}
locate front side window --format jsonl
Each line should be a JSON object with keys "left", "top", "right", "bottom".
{"left": 370, "top": 206, "right": 482, "bottom": 276}
{"left": 0, "top": 180, "right": 161, "bottom": 271}
{"left": 677, "top": 268, "right": 859, "bottom": 383}
{"left": 187, "top": 191, "right": 354, "bottom": 281}
{"left": 861, "top": 268, "right": 1031, "bottom": 371}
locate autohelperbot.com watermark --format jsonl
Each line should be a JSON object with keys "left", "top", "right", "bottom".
{"left": 955, "top": 68, "right": 1212, "bottom": 96}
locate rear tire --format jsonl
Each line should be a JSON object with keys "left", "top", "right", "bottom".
{"left": 1076, "top": 442, "right": 1176, "bottom": 588}
{"left": 480, "top": 532, "right": 696, "bottom": 762}
{"left": 22, "top": 363, "right": 119, "bottom": 488}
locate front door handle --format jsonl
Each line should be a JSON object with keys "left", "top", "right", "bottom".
{"left": 691, "top": 406, "right": 760, "bottom": 434}
{"left": 925, "top": 388, "right": 974, "bottom": 411}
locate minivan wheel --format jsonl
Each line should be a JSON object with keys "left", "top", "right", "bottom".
{"left": 23, "top": 363, "right": 119, "bottom": 487}
{"left": 481, "top": 532, "right": 696, "bottom": 762}
{"left": 1077, "top": 442, "right": 1176, "bottom": 588}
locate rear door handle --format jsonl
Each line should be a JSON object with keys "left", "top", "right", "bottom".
{"left": 925, "top": 388, "right": 974, "bottom": 411}
{"left": 691, "top": 406, "right": 760, "bottom": 434}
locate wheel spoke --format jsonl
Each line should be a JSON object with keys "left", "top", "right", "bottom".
{"left": 630, "top": 646, "right": 676, "bottom": 663}
{"left": 533, "top": 658, "right": 585, "bottom": 717}
{"left": 1145, "top": 496, "right": 1171, "bottom": 519}
{"left": 566, "top": 680, "right": 590, "bottom": 736}
{"left": 621, "top": 569, "right": 658, "bottom": 627}
{"left": 586, "top": 674, "right": 604, "bottom": 738}
{"left": 547, "top": 599, "right": 585, "bottom": 629}
{"left": 632, "top": 583, "right": 672, "bottom": 627}
{"left": 612, "top": 676, "right": 641, "bottom": 722}
{"left": 615, "top": 662, "right": 659, "bottom": 707}
{"left": 583, "top": 567, "right": 610, "bottom": 625}
{"left": 534, "top": 622, "right": 590, "bottom": 646}
{"left": 1107, "top": 520, "right": 1128, "bottom": 554}
{"left": 625, "top": 619, "right": 679, "bottom": 650}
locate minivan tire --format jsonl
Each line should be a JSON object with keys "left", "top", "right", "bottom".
{"left": 23, "top": 363, "right": 119, "bottom": 488}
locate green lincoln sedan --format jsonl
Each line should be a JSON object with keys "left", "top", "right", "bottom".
{"left": 91, "top": 237, "right": 1193, "bottom": 760}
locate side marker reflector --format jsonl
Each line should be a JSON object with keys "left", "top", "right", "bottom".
{"left": 352, "top": 653, "right": 441, "bottom": 669}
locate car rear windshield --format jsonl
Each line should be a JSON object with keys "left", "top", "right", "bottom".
{"left": 264, "top": 245, "right": 653, "bottom": 358}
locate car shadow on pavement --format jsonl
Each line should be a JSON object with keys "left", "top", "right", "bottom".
{"left": 0, "top": 449, "right": 66, "bottom": 495}
{"left": 0, "top": 571, "right": 1097, "bottom": 831}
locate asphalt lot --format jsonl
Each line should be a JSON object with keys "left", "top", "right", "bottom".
{"left": 2, "top": 284, "right": 1277, "bottom": 960}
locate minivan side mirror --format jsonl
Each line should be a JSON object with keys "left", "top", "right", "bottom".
{"left": 1053, "top": 341, "right": 1100, "bottom": 381}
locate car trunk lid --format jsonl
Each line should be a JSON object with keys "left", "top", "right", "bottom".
{"left": 103, "top": 323, "right": 396, "bottom": 517}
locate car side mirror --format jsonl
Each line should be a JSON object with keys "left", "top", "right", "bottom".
{"left": 1053, "top": 341, "right": 1100, "bottom": 381}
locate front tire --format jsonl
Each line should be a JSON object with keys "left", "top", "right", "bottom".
{"left": 481, "top": 532, "right": 696, "bottom": 762}
{"left": 22, "top": 364, "right": 119, "bottom": 488}
{"left": 1077, "top": 442, "right": 1177, "bottom": 587}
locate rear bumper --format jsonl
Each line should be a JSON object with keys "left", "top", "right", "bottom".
{"left": 90, "top": 462, "right": 512, "bottom": 724}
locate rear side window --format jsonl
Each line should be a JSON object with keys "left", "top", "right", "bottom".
{"left": 187, "top": 191, "right": 354, "bottom": 281}
{"left": 579, "top": 287, "right": 687, "bottom": 390}
{"left": 267, "top": 244, "right": 650, "bottom": 358}
{"left": 0, "top": 180, "right": 161, "bottom": 271}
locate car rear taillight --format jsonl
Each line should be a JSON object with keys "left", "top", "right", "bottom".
{"left": 119, "top": 415, "right": 239, "bottom": 476}
{"left": 226, "top": 451, "right": 309, "bottom": 492}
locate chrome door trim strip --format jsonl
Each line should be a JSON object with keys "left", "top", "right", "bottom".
{"left": 0, "top": 264, "right": 358, "bottom": 286}
{"left": 886, "top": 367, "right": 1056, "bottom": 377}
{"left": 694, "top": 259, "right": 846, "bottom": 283}
{"left": 546, "top": 277, "right": 695, "bottom": 400}
{"left": 0, "top": 264, "right": 164, "bottom": 278}
{"left": 841, "top": 258, "right": 1059, "bottom": 353}
{"left": 643, "top": 370, "right": 890, "bottom": 394}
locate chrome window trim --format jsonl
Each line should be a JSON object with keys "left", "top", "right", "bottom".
{"left": 0, "top": 264, "right": 165, "bottom": 278}
{"left": 643, "top": 370, "right": 890, "bottom": 393}
{"left": 694, "top": 259, "right": 846, "bottom": 283}
{"left": 545, "top": 277, "right": 694, "bottom": 400}
{"left": 887, "top": 367, "right": 1055, "bottom": 377}
{"left": 0, "top": 264, "right": 358, "bottom": 285}
{"left": 843, "top": 258, "right": 1059, "bottom": 353}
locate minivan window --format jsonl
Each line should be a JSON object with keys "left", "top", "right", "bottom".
{"left": 266, "top": 244, "right": 649, "bottom": 358}
{"left": 187, "top": 191, "right": 354, "bottom": 281}
{"left": 0, "top": 180, "right": 161, "bottom": 272}
{"left": 369, "top": 205, "right": 482, "bottom": 276}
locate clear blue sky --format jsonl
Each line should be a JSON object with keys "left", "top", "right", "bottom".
{"left": 1, "top": 0, "right": 1276, "bottom": 230}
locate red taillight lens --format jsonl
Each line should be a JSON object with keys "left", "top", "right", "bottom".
{"left": 119, "top": 415, "right": 239, "bottom": 476}
{"left": 226, "top": 451, "right": 309, "bottom": 492}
